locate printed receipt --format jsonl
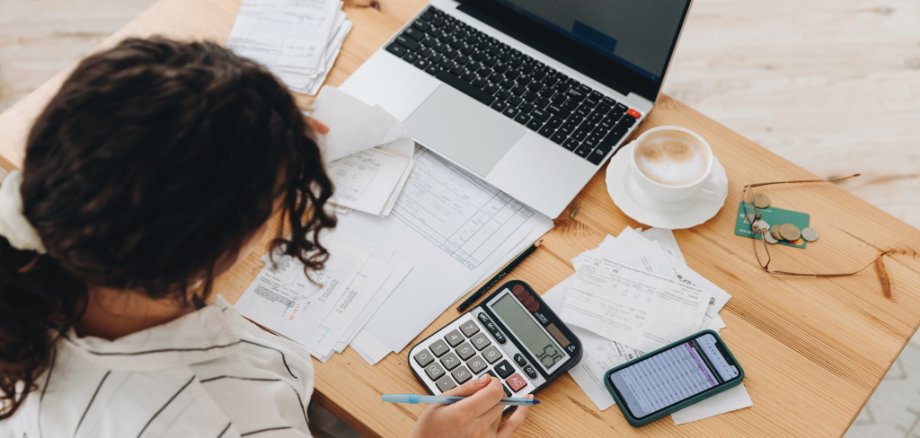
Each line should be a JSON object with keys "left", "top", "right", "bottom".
{"left": 561, "top": 236, "right": 711, "bottom": 353}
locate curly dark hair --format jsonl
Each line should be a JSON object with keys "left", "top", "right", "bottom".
{"left": 0, "top": 37, "right": 336, "bottom": 418}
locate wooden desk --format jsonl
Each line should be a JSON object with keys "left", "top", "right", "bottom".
{"left": 1, "top": 0, "right": 918, "bottom": 436}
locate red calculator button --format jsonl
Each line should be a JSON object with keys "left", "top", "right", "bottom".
{"left": 506, "top": 373, "right": 527, "bottom": 392}
{"left": 626, "top": 108, "right": 642, "bottom": 119}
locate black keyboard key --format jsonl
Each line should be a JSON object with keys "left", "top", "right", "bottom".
{"left": 395, "top": 35, "right": 420, "bottom": 51}
{"left": 620, "top": 114, "right": 637, "bottom": 128}
{"left": 550, "top": 131, "right": 567, "bottom": 144}
{"left": 575, "top": 144, "right": 592, "bottom": 157}
{"left": 425, "top": 65, "right": 440, "bottom": 75}
{"left": 413, "top": 19, "right": 431, "bottom": 32}
{"left": 562, "top": 138, "right": 579, "bottom": 151}
{"left": 514, "top": 113, "right": 532, "bottom": 125}
{"left": 436, "top": 70, "right": 496, "bottom": 105}
{"left": 414, "top": 58, "right": 430, "bottom": 70}
{"left": 503, "top": 106, "right": 521, "bottom": 119}
{"left": 404, "top": 27, "right": 424, "bottom": 41}
{"left": 526, "top": 118, "right": 544, "bottom": 131}
{"left": 538, "top": 124, "right": 556, "bottom": 138}
{"left": 405, "top": 52, "right": 419, "bottom": 63}
{"left": 492, "top": 100, "right": 508, "bottom": 112}
{"left": 519, "top": 103, "right": 535, "bottom": 114}
{"left": 587, "top": 148, "right": 608, "bottom": 165}
{"left": 531, "top": 109, "right": 550, "bottom": 122}
{"left": 386, "top": 43, "right": 407, "bottom": 57}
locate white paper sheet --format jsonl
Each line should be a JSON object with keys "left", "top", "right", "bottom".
{"left": 311, "top": 87, "right": 415, "bottom": 215}
{"left": 234, "top": 236, "right": 369, "bottom": 350}
{"left": 229, "top": 0, "right": 350, "bottom": 94}
{"left": 671, "top": 384, "right": 753, "bottom": 424}
{"left": 228, "top": 0, "right": 339, "bottom": 71}
{"left": 562, "top": 239, "right": 711, "bottom": 351}
{"left": 343, "top": 149, "right": 553, "bottom": 362}
{"left": 546, "top": 229, "right": 749, "bottom": 423}
{"left": 544, "top": 278, "right": 644, "bottom": 410}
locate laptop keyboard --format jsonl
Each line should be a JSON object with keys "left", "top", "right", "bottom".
{"left": 385, "top": 6, "right": 641, "bottom": 165}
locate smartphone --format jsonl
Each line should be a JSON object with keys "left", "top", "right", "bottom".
{"left": 604, "top": 330, "right": 744, "bottom": 427}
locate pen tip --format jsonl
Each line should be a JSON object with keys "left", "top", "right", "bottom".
{"left": 532, "top": 400, "right": 540, "bottom": 405}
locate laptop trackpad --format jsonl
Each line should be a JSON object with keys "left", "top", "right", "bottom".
{"left": 405, "top": 86, "right": 525, "bottom": 176}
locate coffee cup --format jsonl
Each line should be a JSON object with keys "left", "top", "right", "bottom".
{"left": 629, "top": 126, "right": 713, "bottom": 203}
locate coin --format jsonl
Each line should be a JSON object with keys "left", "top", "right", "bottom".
{"left": 801, "top": 227, "right": 819, "bottom": 242}
{"left": 753, "top": 194, "right": 771, "bottom": 209}
{"left": 779, "top": 223, "right": 801, "bottom": 241}
{"left": 764, "top": 232, "right": 779, "bottom": 244}
{"left": 752, "top": 220, "right": 770, "bottom": 233}
{"left": 770, "top": 224, "right": 783, "bottom": 240}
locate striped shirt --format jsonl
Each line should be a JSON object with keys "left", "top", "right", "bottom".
{"left": 4, "top": 297, "right": 314, "bottom": 438}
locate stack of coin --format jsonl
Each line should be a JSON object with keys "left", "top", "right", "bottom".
{"left": 749, "top": 193, "right": 820, "bottom": 245}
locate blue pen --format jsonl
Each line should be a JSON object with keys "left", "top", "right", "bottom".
{"left": 382, "top": 394, "right": 539, "bottom": 406}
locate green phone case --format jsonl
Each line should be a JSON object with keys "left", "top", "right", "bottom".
{"left": 604, "top": 330, "right": 745, "bottom": 427}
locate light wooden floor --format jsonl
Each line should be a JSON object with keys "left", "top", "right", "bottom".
{"left": 1, "top": 0, "right": 918, "bottom": 436}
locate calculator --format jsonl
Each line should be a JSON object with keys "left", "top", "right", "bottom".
{"left": 408, "top": 280, "right": 582, "bottom": 397}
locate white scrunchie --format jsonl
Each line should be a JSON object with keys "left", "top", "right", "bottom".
{"left": 0, "top": 170, "right": 46, "bottom": 253}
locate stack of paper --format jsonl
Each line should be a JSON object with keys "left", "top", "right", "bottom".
{"left": 542, "top": 227, "right": 753, "bottom": 425}
{"left": 236, "top": 147, "right": 553, "bottom": 364}
{"left": 228, "top": 0, "right": 351, "bottom": 95}
{"left": 311, "top": 87, "right": 415, "bottom": 216}
{"left": 235, "top": 235, "right": 412, "bottom": 362}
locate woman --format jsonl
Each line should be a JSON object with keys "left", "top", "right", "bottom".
{"left": 0, "top": 37, "right": 528, "bottom": 437}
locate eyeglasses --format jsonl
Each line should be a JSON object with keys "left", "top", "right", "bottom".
{"left": 741, "top": 174, "right": 904, "bottom": 294}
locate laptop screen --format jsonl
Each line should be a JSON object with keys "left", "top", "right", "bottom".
{"left": 492, "top": 0, "right": 689, "bottom": 82}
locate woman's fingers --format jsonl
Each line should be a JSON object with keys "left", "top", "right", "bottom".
{"left": 442, "top": 374, "right": 492, "bottom": 397}
{"left": 306, "top": 117, "right": 329, "bottom": 134}
{"left": 452, "top": 376, "right": 505, "bottom": 416}
{"left": 496, "top": 397, "right": 531, "bottom": 438}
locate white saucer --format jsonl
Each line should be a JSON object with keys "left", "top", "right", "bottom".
{"left": 605, "top": 142, "right": 729, "bottom": 229}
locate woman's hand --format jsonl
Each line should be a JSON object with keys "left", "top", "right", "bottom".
{"left": 409, "top": 375, "right": 531, "bottom": 438}
{"left": 306, "top": 117, "right": 329, "bottom": 135}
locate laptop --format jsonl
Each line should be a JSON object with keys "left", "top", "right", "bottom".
{"left": 341, "top": 0, "right": 692, "bottom": 217}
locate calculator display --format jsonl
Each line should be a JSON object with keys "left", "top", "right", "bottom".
{"left": 490, "top": 293, "right": 566, "bottom": 371}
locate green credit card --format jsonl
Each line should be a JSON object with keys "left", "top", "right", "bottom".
{"left": 734, "top": 202, "right": 810, "bottom": 249}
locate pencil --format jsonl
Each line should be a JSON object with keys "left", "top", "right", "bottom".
{"left": 456, "top": 239, "right": 541, "bottom": 312}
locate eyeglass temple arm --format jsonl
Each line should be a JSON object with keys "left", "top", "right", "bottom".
{"left": 744, "top": 173, "right": 861, "bottom": 190}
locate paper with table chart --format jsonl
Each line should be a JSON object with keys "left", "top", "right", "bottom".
{"left": 544, "top": 227, "right": 751, "bottom": 423}
{"left": 311, "top": 87, "right": 416, "bottom": 216}
{"left": 227, "top": 0, "right": 351, "bottom": 95}
{"left": 339, "top": 148, "right": 554, "bottom": 364}
{"left": 234, "top": 235, "right": 412, "bottom": 362}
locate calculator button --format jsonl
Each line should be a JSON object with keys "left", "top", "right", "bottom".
{"left": 477, "top": 314, "right": 506, "bottom": 343}
{"left": 414, "top": 349, "right": 435, "bottom": 367}
{"left": 456, "top": 342, "right": 476, "bottom": 360}
{"left": 467, "top": 355, "right": 488, "bottom": 374}
{"left": 441, "top": 352, "right": 461, "bottom": 371}
{"left": 430, "top": 340, "right": 450, "bottom": 357}
{"left": 494, "top": 360, "right": 514, "bottom": 378}
{"left": 444, "top": 330, "right": 464, "bottom": 347}
{"left": 513, "top": 353, "right": 527, "bottom": 367}
{"left": 459, "top": 320, "right": 480, "bottom": 337}
{"left": 481, "top": 346, "right": 502, "bottom": 363}
{"left": 523, "top": 365, "right": 538, "bottom": 379}
{"left": 470, "top": 333, "right": 491, "bottom": 350}
{"left": 436, "top": 375, "right": 457, "bottom": 392}
{"left": 451, "top": 365, "right": 473, "bottom": 384}
{"left": 425, "top": 362, "right": 446, "bottom": 380}
{"left": 506, "top": 373, "right": 527, "bottom": 392}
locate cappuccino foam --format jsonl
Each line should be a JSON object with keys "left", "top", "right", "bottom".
{"left": 634, "top": 130, "right": 709, "bottom": 186}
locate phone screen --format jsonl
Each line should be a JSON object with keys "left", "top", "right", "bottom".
{"left": 608, "top": 333, "right": 739, "bottom": 419}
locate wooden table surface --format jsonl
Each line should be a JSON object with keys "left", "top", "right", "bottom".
{"left": 1, "top": 0, "right": 918, "bottom": 436}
